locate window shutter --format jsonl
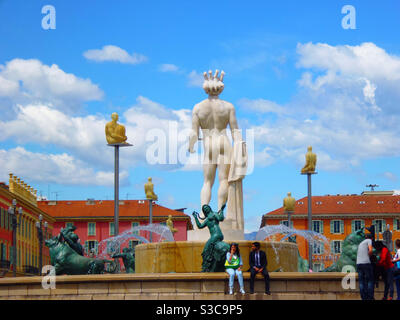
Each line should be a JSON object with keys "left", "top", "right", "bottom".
{"left": 95, "top": 241, "right": 98, "bottom": 255}
{"left": 351, "top": 220, "right": 355, "bottom": 233}
{"left": 331, "top": 241, "right": 334, "bottom": 254}
{"left": 361, "top": 220, "right": 365, "bottom": 231}
{"left": 340, "top": 220, "right": 344, "bottom": 234}
{"left": 320, "top": 221, "right": 324, "bottom": 234}
{"left": 382, "top": 219, "right": 386, "bottom": 232}
{"left": 330, "top": 221, "right": 334, "bottom": 234}
{"left": 321, "top": 242, "right": 325, "bottom": 254}
{"left": 84, "top": 241, "right": 88, "bottom": 255}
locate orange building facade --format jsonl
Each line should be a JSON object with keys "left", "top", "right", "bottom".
{"left": 0, "top": 175, "right": 54, "bottom": 277}
{"left": 261, "top": 191, "right": 400, "bottom": 271}
{"left": 38, "top": 199, "right": 193, "bottom": 261}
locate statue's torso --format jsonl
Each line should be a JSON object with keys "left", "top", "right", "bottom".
{"left": 194, "top": 99, "right": 232, "bottom": 134}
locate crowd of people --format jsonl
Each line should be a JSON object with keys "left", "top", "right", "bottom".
{"left": 357, "top": 227, "right": 400, "bottom": 300}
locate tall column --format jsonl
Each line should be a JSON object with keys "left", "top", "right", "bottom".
{"left": 307, "top": 173, "right": 312, "bottom": 271}
{"left": 114, "top": 145, "right": 120, "bottom": 237}
{"left": 149, "top": 199, "right": 153, "bottom": 242}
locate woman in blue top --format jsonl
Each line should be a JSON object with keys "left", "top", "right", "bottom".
{"left": 225, "top": 243, "right": 245, "bottom": 294}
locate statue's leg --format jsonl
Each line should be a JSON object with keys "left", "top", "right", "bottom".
{"left": 201, "top": 163, "right": 217, "bottom": 206}
{"left": 216, "top": 135, "right": 232, "bottom": 210}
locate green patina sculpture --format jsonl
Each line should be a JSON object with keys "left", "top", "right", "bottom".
{"left": 45, "top": 233, "right": 116, "bottom": 275}
{"left": 112, "top": 247, "right": 135, "bottom": 273}
{"left": 322, "top": 228, "right": 365, "bottom": 272}
{"left": 288, "top": 236, "right": 309, "bottom": 272}
{"left": 192, "top": 204, "right": 230, "bottom": 272}
{"left": 60, "top": 225, "right": 84, "bottom": 256}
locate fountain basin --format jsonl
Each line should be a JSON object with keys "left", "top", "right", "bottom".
{"left": 135, "top": 241, "right": 298, "bottom": 273}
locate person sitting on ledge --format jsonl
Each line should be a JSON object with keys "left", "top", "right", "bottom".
{"left": 249, "top": 242, "right": 270, "bottom": 295}
{"left": 225, "top": 243, "right": 245, "bottom": 295}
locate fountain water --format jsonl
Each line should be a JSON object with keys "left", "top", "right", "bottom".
{"left": 95, "top": 224, "right": 174, "bottom": 272}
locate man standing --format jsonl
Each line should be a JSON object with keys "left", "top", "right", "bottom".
{"left": 356, "top": 232, "right": 374, "bottom": 300}
{"left": 249, "top": 242, "right": 270, "bottom": 294}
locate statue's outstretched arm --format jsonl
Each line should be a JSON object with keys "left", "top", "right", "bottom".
{"left": 192, "top": 211, "right": 206, "bottom": 229}
{"left": 217, "top": 204, "right": 226, "bottom": 221}
{"left": 189, "top": 111, "right": 200, "bottom": 153}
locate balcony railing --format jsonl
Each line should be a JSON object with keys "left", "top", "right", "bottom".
{"left": 23, "top": 265, "right": 40, "bottom": 276}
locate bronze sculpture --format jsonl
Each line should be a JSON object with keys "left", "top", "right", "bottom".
{"left": 112, "top": 247, "right": 135, "bottom": 273}
{"left": 301, "top": 146, "right": 317, "bottom": 174}
{"left": 192, "top": 204, "right": 230, "bottom": 272}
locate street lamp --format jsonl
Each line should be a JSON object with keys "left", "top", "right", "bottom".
{"left": 36, "top": 214, "right": 48, "bottom": 275}
{"left": 8, "top": 199, "right": 21, "bottom": 277}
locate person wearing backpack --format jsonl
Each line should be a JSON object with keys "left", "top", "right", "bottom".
{"left": 225, "top": 243, "right": 245, "bottom": 295}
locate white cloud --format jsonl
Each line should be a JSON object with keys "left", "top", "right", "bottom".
{"left": 187, "top": 70, "right": 204, "bottom": 87}
{"left": 83, "top": 45, "right": 148, "bottom": 65}
{"left": 159, "top": 64, "right": 179, "bottom": 72}
{"left": 0, "top": 58, "right": 103, "bottom": 114}
{"left": 0, "top": 147, "right": 128, "bottom": 186}
{"left": 239, "top": 98, "right": 286, "bottom": 114}
{"left": 246, "top": 42, "right": 400, "bottom": 172}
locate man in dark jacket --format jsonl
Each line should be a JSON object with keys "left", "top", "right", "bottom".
{"left": 249, "top": 242, "right": 270, "bottom": 294}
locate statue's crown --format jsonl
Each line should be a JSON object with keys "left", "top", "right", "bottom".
{"left": 203, "top": 69, "right": 225, "bottom": 96}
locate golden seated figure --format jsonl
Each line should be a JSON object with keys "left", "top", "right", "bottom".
{"left": 105, "top": 112, "right": 128, "bottom": 144}
{"left": 166, "top": 215, "right": 178, "bottom": 234}
{"left": 144, "top": 177, "right": 158, "bottom": 201}
{"left": 301, "top": 146, "right": 317, "bottom": 174}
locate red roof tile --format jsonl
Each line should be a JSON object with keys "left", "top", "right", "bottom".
{"left": 264, "top": 195, "right": 400, "bottom": 217}
{"left": 38, "top": 200, "right": 190, "bottom": 219}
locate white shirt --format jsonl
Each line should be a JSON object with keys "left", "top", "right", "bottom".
{"left": 356, "top": 239, "right": 372, "bottom": 264}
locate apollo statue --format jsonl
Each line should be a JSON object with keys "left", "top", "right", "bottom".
{"left": 188, "top": 70, "right": 247, "bottom": 240}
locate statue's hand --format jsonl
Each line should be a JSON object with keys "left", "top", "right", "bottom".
{"left": 192, "top": 211, "right": 198, "bottom": 217}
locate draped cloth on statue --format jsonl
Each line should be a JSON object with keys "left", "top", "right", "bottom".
{"left": 226, "top": 141, "right": 247, "bottom": 232}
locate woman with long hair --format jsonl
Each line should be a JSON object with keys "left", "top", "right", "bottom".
{"left": 225, "top": 243, "right": 245, "bottom": 294}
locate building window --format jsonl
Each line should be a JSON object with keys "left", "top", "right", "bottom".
{"left": 331, "top": 240, "right": 342, "bottom": 254}
{"left": 351, "top": 220, "right": 364, "bottom": 233}
{"left": 129, "top": 240, "right": 141, "bottom": 251}
{"left": 372, "top": 219, "right": 386, "bottom": 233}
{"left": 331, "top": 220, "right": 344, "bottom": 234}
{"left": 132, "top": 222, "right": 139, "bottom": 236}
{"left": 66, "top": 222, "right": 74, "bottom": 229}
{"left": 312, "top": 242, "right": 324, "bottom": 255}
{"left": 0, "top": 208, "right": 3, "bottom": 229}
{"left": 312, "top": 263, "right": 324, "bottom": 272}
{"left": 88, "top": 222, "right": 96, "bottom": 236}
{"left": 85, "top": 240, "right": 98, "bottom": 255}
{"left": 394, "top": 219, "right": 400, "bottom": 231}
{"left": 280, "top": 220, "right": 294, "bottom": 228}
{"left": 337, "top": 201, "right": 343, "bottom": 205}
{"left": 109, "top": 222, "right": 115, "bottom": 236}
{"left": 360, "top": 201, "right": 366, "bottom": 204}
{"left": 312, "top": 220, "right": 323, "bottom": 234}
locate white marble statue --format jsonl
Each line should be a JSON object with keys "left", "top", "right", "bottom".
{"left": 188, "top": 70, "right": 247, "bottom": 240}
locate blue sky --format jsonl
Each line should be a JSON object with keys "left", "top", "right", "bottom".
{"left": 1, "top": 0, "right": 400, "bottom": 232}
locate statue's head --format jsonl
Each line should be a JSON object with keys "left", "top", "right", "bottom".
{"left": 148, "top": 177, "right": 152, "bottom": 182}
{"left": 308, "top": 146, "right": 313, "bottom": 152}
{"left": 202, "top": 204, "right": 211, "bottom": 216}
{"left": 203, "top": 70, "right": 225, "bottom": 97}
{"left": 287, "top": 192, "right": 292, "bottom": 197}
{"left": 111, "top": 112, "right": 119, "bottom": 121}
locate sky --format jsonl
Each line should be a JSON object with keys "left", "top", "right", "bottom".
{"left": 1, "top": 0, "right": 400, "bottom": 233}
